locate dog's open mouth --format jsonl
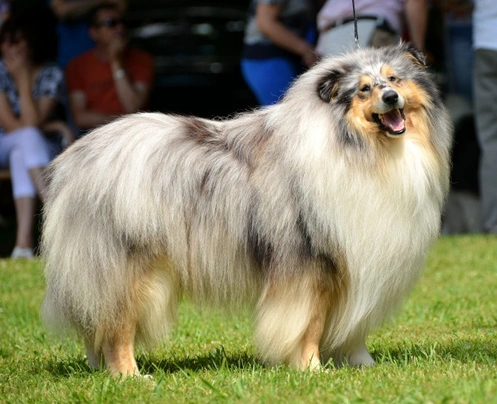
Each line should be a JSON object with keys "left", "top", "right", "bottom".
{"left": 373, "top": 109, "right": 406, "bottom": 136}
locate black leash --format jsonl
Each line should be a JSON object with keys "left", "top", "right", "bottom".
{"left": 351, "top": 0, "right": 360, "bottom": 49}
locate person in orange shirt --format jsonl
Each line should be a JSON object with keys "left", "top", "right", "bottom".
{"left": 65, "top": 2, "right": 154, "bottom": 133}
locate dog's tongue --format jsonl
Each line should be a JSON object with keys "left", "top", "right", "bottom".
{"left": 383, "top": 109, "right": 405, "bottom": 133}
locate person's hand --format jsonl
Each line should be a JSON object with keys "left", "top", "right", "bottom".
{"left": 55, "top": 121, "right": 78, "bottom": 147}
{"left": 108, "top": 35, "right": 127, "bottom": 63}
{"left": 301, "top": 46, "right": 320, "bottom": 68}
{"left": 108, "top": 37, "right": 127, "bottom": 63}
{"left": 3, "top": 46, "right": 30, "bottom": 83}
{"left": 43, "top": 120, "right": 78, "bottom": 147}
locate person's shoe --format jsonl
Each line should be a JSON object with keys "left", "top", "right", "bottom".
{"left": 11, "top": 246, "right": 34, "bottom": 260}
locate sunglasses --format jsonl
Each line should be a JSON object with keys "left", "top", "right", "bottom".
{"left": 94, "top": 18, "right": 124, "bottom": 28}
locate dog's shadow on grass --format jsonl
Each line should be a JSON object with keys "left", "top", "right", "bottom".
{"left": 139, "top": 347, "right": 261, "bottom": 375}
{"left": 45, "top": 338, "right": 497, "bottom": 377}
{"left": 45, "top": 356, "right": 98, "bottom": 378}
{"left": 44, "top": 347, "right": 261, "bottom": 378}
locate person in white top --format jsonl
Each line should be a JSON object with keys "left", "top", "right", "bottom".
{"left": 316, "top": 0, "right": 428, "bottom": 57}
{"left": 473, "top": 0, "right": 497, "bottom": 234}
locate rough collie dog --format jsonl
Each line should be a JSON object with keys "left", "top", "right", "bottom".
{"left": 41, "top": 42, "right": 452, "bottom": 377}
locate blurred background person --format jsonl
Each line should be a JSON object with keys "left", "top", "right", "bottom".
{"left": 316, "top": 0, "right": 428, "bottom": 57}
{"left": 48, "top": 0, "right": 127, "bottom": 69}
{"left": 0, "top": 0, "right": 10, "bottom": 28}
{"left": 65, "top": 2, "right": 154, "bottom": 133}
{"left": 473, "top": 0, "right": 497, "bottom": 234}
{"left": 240, "top": 0, "right": 320, "bottom": 106}
{"left": 436, "top": 0, "right": 480, "bottom": 234}
{"left": 0, "top": 14, "right": 70, "bottom": 259}
{"left": 438, "top": 0, "right": 474, "bottom": 103}
{"left": 48, "top": 0, "right": 128, "bottom": 136}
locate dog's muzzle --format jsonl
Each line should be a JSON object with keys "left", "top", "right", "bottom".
{"left": 373, "top": 89, "right": 406, "bottom": 137}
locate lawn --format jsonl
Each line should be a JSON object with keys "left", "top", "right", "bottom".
{"left": 1, "top": 235, "right": 496, "bottom": 403}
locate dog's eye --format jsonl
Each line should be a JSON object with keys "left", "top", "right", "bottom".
{"left": 360, "top": 85, "right": 371, "bottom": 92}
{"left": 388, "top": 76, "right": 397, "bottom": 82}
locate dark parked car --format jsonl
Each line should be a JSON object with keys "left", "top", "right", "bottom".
{"left": 126, "top": 0, "right": 257, "bottom": 118}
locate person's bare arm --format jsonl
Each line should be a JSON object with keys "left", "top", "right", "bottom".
{"left": 16, "top": 72, "right": 39, "bottom": 127}
{"left": 0, "top": 52, "right": 59, "bottom": 131}
{"left": 109, "top": 39, "right": 151, "bottom": 113}
{"left": 256, "top": 3, "right": 318, "bottom": 67}
{"left": 50, "top": 0, "right": 127, "bottom": 22}
{"left": 69, "top": 91, "right": 116, "bottom": 130}
{"left": 0, "top": 93, "right": 26, "bottom": 132}
{"left": 112, "top": 70, "right": 151, "bottom": 113}
{"left": 404, "top": 0, "right": 428, "bottom": 51}
{"left": 0, "top": 90, "right": 60, "bottom": 133}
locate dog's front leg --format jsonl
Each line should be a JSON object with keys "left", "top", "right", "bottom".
{"left": 344, "top": 339, "right": 375, "bottom": 367}
{"left": 101, "top": 322, "right": 139, "bottom": 377}
{"left": 299, "top": 302, "right": 327, "bottom": 370}
{"left": 255, "top": 271, "right": 332, "bottom": 370}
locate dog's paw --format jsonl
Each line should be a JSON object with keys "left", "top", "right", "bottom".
{"left": 347, "top": 351, "right": 376, "bottom": 367}
{"left": 130, "top": 373, "right": 155, "bottom": 385}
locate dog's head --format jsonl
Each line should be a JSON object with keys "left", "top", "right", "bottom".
{"left": 316, "top": 42, "right": 437, "bottom": 139}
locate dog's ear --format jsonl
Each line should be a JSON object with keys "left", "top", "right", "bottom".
{"left": 402, "top": 42, "right": 426, "bottom": 68}
{"left": 318, "top": 67, "right": 345, "bottom": 103}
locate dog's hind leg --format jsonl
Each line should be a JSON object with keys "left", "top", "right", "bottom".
{"left": 100, "top": 258, "right": 179, "bottom": 377}
{"left": 84, "top": 334, "right": 103, "bottom": 370}
{"left": 97, "top": 261, "right": 142, "bottom": 377}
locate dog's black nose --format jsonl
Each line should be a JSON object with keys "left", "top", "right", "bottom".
{"left": 382, "top": 90, "right": 399, "bottom": 105}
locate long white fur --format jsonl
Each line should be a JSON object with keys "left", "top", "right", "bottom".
{"left": 41, "top": 44, "right": 452, "bottom": 371}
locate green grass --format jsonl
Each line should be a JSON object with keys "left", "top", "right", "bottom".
{"left": 1, "top": 236, "right": 497, "bottom": 403}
